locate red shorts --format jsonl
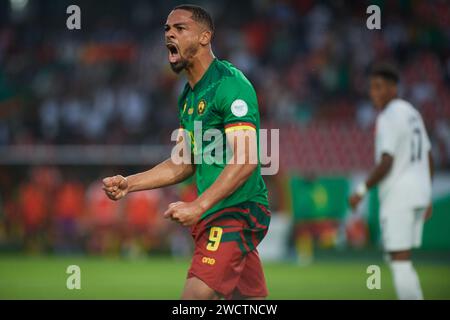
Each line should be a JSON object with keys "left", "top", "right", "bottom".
{"left": 187, "top": 201, "right": 271, "bottom": 299}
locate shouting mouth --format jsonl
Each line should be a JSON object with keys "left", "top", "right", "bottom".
{"left": 166, "top": 43, "right": 180, "bottom": 64}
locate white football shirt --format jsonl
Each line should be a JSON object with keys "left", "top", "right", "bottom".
{"left": 375, "top": 98, "right": 432, "bottom": 207}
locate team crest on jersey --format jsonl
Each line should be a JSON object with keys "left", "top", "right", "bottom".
{"left": 197, "top": 100, "right": 206, "bottom": 115}
{"left": 188, "top": 107, "right": 194, "bottom": 115}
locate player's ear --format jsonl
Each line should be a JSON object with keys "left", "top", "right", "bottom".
{"left": 199, "top": 30, "right": 212, "bottom": 46}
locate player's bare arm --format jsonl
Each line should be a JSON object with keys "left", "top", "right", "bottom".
{"left": 349, "top": 152, "right": 393, "bottom": 210}
{"left": 102, "top": 159, "right": 194, "bottom": 201}
{"left": 102, "top": 135, "right": 195, "bottom": 201}
{"left": 163, "top": 130, "right": 258, "bottom": 226}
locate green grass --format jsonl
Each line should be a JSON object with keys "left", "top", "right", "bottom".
{"left": 0, "top": 254, "right": 449, "bottom": 299}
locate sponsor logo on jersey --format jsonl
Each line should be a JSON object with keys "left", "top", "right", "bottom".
{"left": 201, "top": 256, "right": 216, "bottom": 265}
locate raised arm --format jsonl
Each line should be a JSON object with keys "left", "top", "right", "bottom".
{"left": 163, "top": 129, "right": 258, "bottom": 226}
{"left": 103, "top": 134, "right": 195, "bottom": 201}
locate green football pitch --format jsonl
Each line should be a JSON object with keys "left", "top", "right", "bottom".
{"left": 0, "top": 254, "right": 449, "bottom": 299}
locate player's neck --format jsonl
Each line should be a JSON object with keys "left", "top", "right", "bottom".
{"left": 185, "top": 50, "right": 215, "bottom": 89}
{"left": 382, "top": 96, "right": 398, "bottom": 109}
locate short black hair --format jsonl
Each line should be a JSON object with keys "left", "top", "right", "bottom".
{"left": 173, "top": 4, "right": 214, "bottom": 33}
{"left": 370, "top": 63, "right": 400, "bottom": 84}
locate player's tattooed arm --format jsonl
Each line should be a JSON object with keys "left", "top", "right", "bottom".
{"left": 163, "top": 130, "right": 258, "bottom": 226}
{"left": 349, "top": 153, "right": 393, "bottom": 210}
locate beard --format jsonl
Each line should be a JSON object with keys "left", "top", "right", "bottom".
{"left": 170, "top": 59, "right": 189, "bottom": 74}
{"left": 169, "top": 43, "right": 199, "bottom": 74}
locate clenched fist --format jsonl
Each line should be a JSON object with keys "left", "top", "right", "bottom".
{"left": 163, "top": 201, "right": 204, "bottom": 226}
{"left": 102, "top": 175, "right": 129, "bottom": 201}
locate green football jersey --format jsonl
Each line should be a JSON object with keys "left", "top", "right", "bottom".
{"left": 177, "top": 58, "right": 269, "bottom": 219}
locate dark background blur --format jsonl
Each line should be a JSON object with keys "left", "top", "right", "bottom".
{"left": 0, "top": 0, "right": 449, "bottom": 258}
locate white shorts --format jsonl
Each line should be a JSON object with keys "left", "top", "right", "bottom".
{"left": 379, "top": 201, "right": 427, "bottom": 252}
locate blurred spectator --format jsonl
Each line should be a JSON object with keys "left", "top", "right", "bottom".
{"left": 121, "top": 189, "right": 164, "bottom": 257}
{"left": 18, "top": 180, "right": 48, "bottom": 252}
{"left": 85, "top": 180, "right": 121, "bottom": 255}
{"left": 53, "top": 180, "right": 85, "bottom": 253}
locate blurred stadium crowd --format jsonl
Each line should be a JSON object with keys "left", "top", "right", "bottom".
{"left": 0, "top": 0, "right": 449, "bottom": 254}
{"left": 0, "top": 165, "right": 198, "bottom": 255}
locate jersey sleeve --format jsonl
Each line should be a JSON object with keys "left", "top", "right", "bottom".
{"left": 420, "top": 117, "right": 432, "bottom": 153}
{"left": 216, "top": 76, "right": 258, "bottom": 133}
{"left": 375, "top": 114, "right": 399, "bottom": 158}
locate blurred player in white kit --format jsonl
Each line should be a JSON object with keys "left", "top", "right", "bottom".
{"left": 349, "top": 64, "right": 433, "bottom": 300}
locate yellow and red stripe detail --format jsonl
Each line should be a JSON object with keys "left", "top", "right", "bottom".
{"left": 224, "top": 122, "right": 256, "bottom": 133}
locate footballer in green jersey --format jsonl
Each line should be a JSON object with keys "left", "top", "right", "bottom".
{"left": 177, "top": 58, "right": 269, "bottom": 218}
{"left": 102, "top": 4, "right": 271, "bottom": 300}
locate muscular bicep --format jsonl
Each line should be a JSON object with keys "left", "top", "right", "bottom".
{"left": 171, "top": 128, "right": 195, "bottom": 168}
{"left": 164, "top": 131, "right": 195, "bottom": 180}
{"left": 225, "top": 129, "right": 258, "bottom": 167}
